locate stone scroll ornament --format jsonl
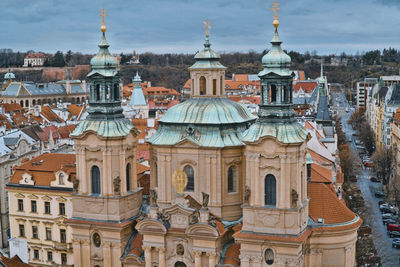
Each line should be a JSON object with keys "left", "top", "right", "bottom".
{"left": 172, "top": 170, "right": 188, "bottom": 195}
{"left": 113, "top": 176, "right": 121, "bottom": 195}
{"left": 201, "top": 192, "right": 209, "bottom": 208}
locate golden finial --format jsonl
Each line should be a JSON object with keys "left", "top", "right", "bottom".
{"left": 203, "top": 19, "right": 211, "bottom": 37}
{"left": 172, "top": 170, "right": 188, "bottom": 195}
{"left": 99, "top": 7, "right": 108, "bottom": 33}
{"left": 270, "top": 0, "right": 280, "bottom": 29}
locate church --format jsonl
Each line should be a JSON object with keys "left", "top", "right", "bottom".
{"left": 68, "top": 5, "right": 361, "bottom": 267}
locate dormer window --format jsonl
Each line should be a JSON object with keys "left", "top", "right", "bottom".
{"left": 59, "top": 173, "right": 65, "bottom": 185}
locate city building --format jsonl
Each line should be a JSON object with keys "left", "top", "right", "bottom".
{"left": 1, "top": 80, "right": 88, "bottom": 108}
{"left": 0, "top": 129, "right": 40, "bottom": 249}
{"left": 23, "top": 53, "right": 46, "bottom": 67}
{"left": 7, "top": 153, "right": 75, "bottom": 266}
{"left": 356, "top": 78, "right": 377, "bottom": 108}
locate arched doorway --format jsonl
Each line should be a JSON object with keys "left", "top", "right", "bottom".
{"left": 174, "top": 262, "right": 187, "bottom": 267}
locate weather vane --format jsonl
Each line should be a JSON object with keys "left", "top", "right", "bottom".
{"left": 270, "top": 0, "right": 280, "bottom": 21}
{"left": 203, "top": 19, "right": 211, "bottom": 37}
{"left": 99, "top": 7, "right": 108, "bottom": 32}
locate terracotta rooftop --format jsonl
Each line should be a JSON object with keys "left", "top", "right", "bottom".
{"left": 228, "top": 96, "right": 261, "bottom": 105}
{"left": 25, "top": 53, "right": 45, "bottom": 59}
{"left": 0, "top": 255, "right": 32, "bottom": 267}
{"left": 123, "top": 81, "right": 149, "bottom": 98}
{"left": 293, "top": 81, "right": 318, "bottom": 93}
{"left": 308, "top": 182, "right": 356, "bottom": 224}
{"left": 394, "top": 108, "right": 400, "bottom": 126}
{"left": 67, "top": 104, "right": 84, "bottom": 120}
{"left": 41, "top": 105, "right": 64, "bottom": 123}
{"left": 307, "top": 149, "right": 334, "bottom": 166}
{"left": 222, "top": 243, "right": 240, "bottom": 267}
{"left": 143, "top": 87, "right": 180, "bottom": 96}
{"left": 136, "top": 163, "right": 149, "bottom": 175}
{"left": 0, "top": 103, "right": 24, "bottom": 113}
{"left": 9, "top": 153, "right": 76, "bottom": 187}
{"left": 310, "top": 163, "right": 332, "bottom": 183}
{"left": 148, "top": 99, "right": 180, "bottom": 110}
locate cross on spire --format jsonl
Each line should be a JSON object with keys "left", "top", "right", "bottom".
{"left": 270, "top": 0, "right": 280, "bottom": 21}
{"left": 99, "top": 7, "right": 108, "bottom": 32}
{"left": 203, "top": 19, "right": 211, "bottom": 37}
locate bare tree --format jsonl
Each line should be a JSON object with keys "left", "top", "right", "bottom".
{"left": 371, "top": 146, "right": 392, "bottom": 185}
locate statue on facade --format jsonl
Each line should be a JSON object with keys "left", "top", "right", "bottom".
{"left": 73, "top": 178, "right": 79, "bottom": 193}
{"left": 291, "top": 189, "right": 298, "bottom": 208}
{"left": 149, "top": 189, "right": 158, "bottom": 206}
{"left": 113, "top": 176, "right": 121, "bottom": 195}
{"left": 201, "top": 192, "right": 209, "bottom": 209}
{"left": 189, "top": 211, "right": 199, "bottom": 225}
{"left": 244, "top": 185, "right": 251, "bottom": 204}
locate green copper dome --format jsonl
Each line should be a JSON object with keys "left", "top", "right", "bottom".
{"left": 259, "top": 29, "right": 291, "bottom": 77}
{"left": 189, "top": 36, "right": 226, "bottom": 70}
{"left": 148, "top": 98, "right": 256, "bottom": 147}
{"left": 4, "top": 69, "right": 15, "bottom": 80}
{"left": 89, "top": 33, "right": 119, "bottom": 77}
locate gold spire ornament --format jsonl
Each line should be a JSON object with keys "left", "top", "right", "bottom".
{"left": 172, "top": 170, "right": 188, "bottom": 195}
{"left": 99, "top": 7, "right": 108, "bottom": 32}
{"left": 203, "top": 19, "right": 211, "bottom": 37}
{"left": 270, "top": 0, "right": 280, "bottom": 29}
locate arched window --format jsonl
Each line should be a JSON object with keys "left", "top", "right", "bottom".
{"left": 20, "top": 100, "right": 24, "bottom": 107}
{"left": 228, "top": 166, "right": 237, "bottom": 193}
{"left": 199, "top": 76, "right": 206, "bottom": 95}
{"left": 126, "top": 163, "right": 131, "bottom": 192}
{"left": 264, "top": 174, "right": 276, "bottom": 206}
{"left": 220, "top": 76, "right": 223, "bottom": 95}
{"left": 283, "top": 86, "right": 288, "bottom": 103}
{"left": 270, "top": 85, "right": 277, "bottom": 103}
{"left": 25, "top": 100, "right": 29, "bottom": 107}
{"left": 32, "top": 99, "right": 36, "bottom": 106}
{"left": 59, "top": 173, "right": 64, "bottom": 185}
{"left": 91, "top": 166, "right": 101, "bottom": 195}
{"left": 184, "top": 165, "right": 194, "bottom": 192}
{"left": 95, "top": 84, "right": 101, "bottom": 101}
{"left": 213, "top": 79, "right": 217, "bottom": 95}
{"left": 114, "top": 84, "right": 119, "bottom": 100}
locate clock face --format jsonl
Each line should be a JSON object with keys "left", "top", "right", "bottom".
{"left": 264, "top": 248, "right": 274, "bottom": 265}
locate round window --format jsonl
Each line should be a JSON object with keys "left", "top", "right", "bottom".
{"left": 92, "top": 233, "right": 101, "bottom": 247}
{"left": 264, "top": 248, "right": 274, "bottom": 265}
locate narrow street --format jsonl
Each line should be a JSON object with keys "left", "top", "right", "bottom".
{"left": 332, "top": 92, "right": 400, "bottom": 266}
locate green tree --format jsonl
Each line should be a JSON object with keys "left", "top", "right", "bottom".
{"left": 52, "top": 51, "right": 66, "bottom": 67}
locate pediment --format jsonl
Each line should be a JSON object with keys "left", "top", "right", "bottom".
{"left": 163, "top": 204, "right": 195, "bottom": 217}
{"left": 186, "top": 223, "right": 219, "bottom": 238}
{"left": 14, "top": 193, "right": 25, "bottom": 199}
{"left": 28, "top": 194, "right": 38, "bottom": 200}
{"left": 41, "top": 195, "right": 52, "bottom": 201}
{"left": 174, "top": 138, "right": 200, "bottom": 148}
{"left": 136, "top": 218, "right": 167, "bottom": 234}
{"left": 56, "top": 196, "right": 67, "bottom": 202}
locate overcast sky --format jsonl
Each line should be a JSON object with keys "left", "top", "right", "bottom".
{"left": 1, "top": 0, "right": 399, "bottom": 55}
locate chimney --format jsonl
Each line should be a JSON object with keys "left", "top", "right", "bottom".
{"left": 147, "top": 81, "right": 151, "bottom": 87}
{"left": 82, "top": 80, "right": 87, "bottom": 92}
{"left": 66, "top": 81, "right": 71, "bottom": 95}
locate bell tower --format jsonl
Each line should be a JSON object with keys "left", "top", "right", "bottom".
{"left": 189, "top": 19, "right": 226, "bottom": 97}
{"left": 237, "top": 1, "right": 310, "bottom": 266}
{"left": 68, "top": 9, "right": 142, "bottom": 267}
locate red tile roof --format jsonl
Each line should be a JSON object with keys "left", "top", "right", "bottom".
{"left": 308, "top": 182, "right": 356, "bottom": 224}
{"left": 8, "top": 153, "right": 76, "bottom": 187}
{"left": 143, "top": 87, "right": 180, "bottom": 96}
{"left": 58, "top": 124, "right": 77, "bottom": 139}
{"left": 394, "top": 108, "right": 400, "bottom": 126}
{"left": 307, "top": 149, "right": 334, "bottom": 165}
{"left": 25, "top": 53, "right": 45, "bottom": 59}
{"left": 222, "top": 243, "right": 240, "bottom": 267}
{"left": 40, "top": 106, "right": 64, "bottom": 123}
{"left": 225, "top": 80, "right": 260, "bottom": 91}
{"left": 228, "top": 96, "right": 261, "bottom": 105}
{"left": 136, "top": 163, "right": 149, "bottom": 175}
{"left": 310, "top": 163, "right": 332, "bottom": 183}
{"left": 148, "top": 99, "right": 180, "bottom": 110}
{"left": 123, "top": 82, "right": 149, "bottom": 97}
{"left": 293, "top": 81, "right": 317, "bottom": 93}
{"left": 0, "top": 255, "right": 32, "bottom": 267}
{"left": 67, "top": 104, "right": 84, "bottom": 120}
{"left": 0, "top": 103, "right": 24, "bottom": 113}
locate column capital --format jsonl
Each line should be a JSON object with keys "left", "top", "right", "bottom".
{"left": 193, "top": 250, "right": 202, "bottom": 257}
{"left": 143, "top": 245, "right": 152, "bottom": 252}
{"left": 206, "top": 251, "right": 216, "bottom": 257}
{"left": 157, "top": 247, "right": 166, "bottom": 253}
